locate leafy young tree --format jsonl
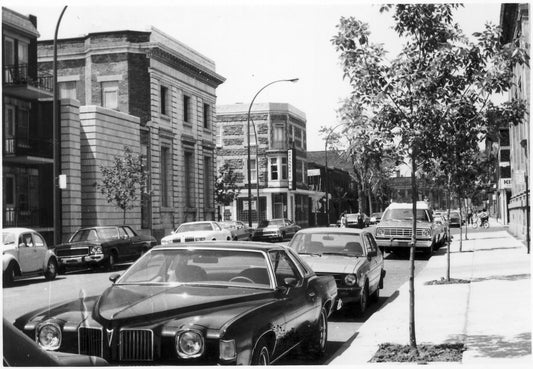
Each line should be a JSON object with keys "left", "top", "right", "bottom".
{"left": 332, "top": 4, "right": 526, "bottom": 351}
{"left": 215, "top": 163, "right": 241, "bottom": 220}
{"left": 98, "top": 146, "right": 147, "bottom": 224}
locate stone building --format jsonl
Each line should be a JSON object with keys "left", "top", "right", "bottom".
{"left": 500, "top": 4, "right": 530, "bottom": 242}
{"left": 37, "top": 27, "right": 225, "bottom": 241}
{"left": 2, "top": 7, "right": 55, "bottom": 243}
{"left": 216, "top": 103, "right": 321, "bottom": 228}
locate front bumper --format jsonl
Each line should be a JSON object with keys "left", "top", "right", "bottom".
{"left": 58, "top": 254, "right": 105, "bottom": 268}
{"left": 375, "top": 238, "right": 432, "bottom": 249}
{"left": 336, "top": 286, "right": 362, "bottom": 304}
{"left": 252, "top": 233, "right": 282, "bottom": 241}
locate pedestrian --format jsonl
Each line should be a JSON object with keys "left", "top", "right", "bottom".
{"left": 339, "top": 212, "right": 347, "bottom": 227}
{"left": 467, "top": 208, "right": 473, "bottom": 225}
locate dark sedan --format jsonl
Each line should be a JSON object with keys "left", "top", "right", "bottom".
{"left": 54, "top": 226, "right": 157, "bottom": 272}
{"left": 14, "top": 242, "right": 338, "bottom": 365}
{"left": 220, "top": 220, "right": 254, "bottom": 240}
{"left": 252, "top": 218, "right": 301, "bottom": 242}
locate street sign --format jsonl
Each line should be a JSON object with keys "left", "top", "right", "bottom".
{"left": 499, "top": 178, "right": 512, "bottom": 189}
{"left": 308, "top": 169, "right": 321, "bottom": 176}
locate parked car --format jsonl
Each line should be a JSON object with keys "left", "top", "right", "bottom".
{"left": 161, "top": 221, "right": 232, "bottom": 245}
{"left": 374, "top": 202, "right": 445, "bottom": 255}
{"left": 288, "top": 227, "right": 385, "bottom": 315}
{"left": 2, "top": 227, "right": 58, "bottom": 286}
{"left": 345, "top": 213, "right": 370, "bottom": 228}
{"left": 219, "top": 220, "right": 254, "bottom": 240}
{"left": 448, "top": 211, "right": 464, "bottom": 227}
{"left": 3, "top": 318, "right": 108, "bottom": 366}
{"left": 369, "top": 212, "right": 383, "bottom": 225}
{"left": 54, "top": 226, "right": 157, "bottom": 272}
{"left": 13, "top": 242, "right": 338, "bottom": 365}
{"left": 252, "top": 218, "right": 301, "bottom": 242}
{"left": 433, "top": 215, "right": 449, "bottom": 242}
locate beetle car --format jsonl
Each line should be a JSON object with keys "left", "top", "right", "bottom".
{"left": 161, "top": 221, "right": 232, "bottom": 245}
{"left": 54, "top": 226, "right": 157, "bottom": 272}
{"left": 13, "top": 242, "right": 338, "bottom": 365}
{"left": 288, "top": 227, "right": 385, "bottom": 315}
{"left": 2, "top": 227, "right": 58, "bottom": 286}
{"left": 252, "top": 219, "right": 301, "bottom": 242}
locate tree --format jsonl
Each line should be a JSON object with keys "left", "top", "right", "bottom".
{"left": 98, "top": 146, "right": 147, "bottom": 224}
{"left": 332, "top": 4, "right": 526, "bottom": 351}
{"left": 215, "top": 163, "right": 241, "bottom": 221}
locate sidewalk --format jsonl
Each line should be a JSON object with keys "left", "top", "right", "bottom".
{"left": 329, "top": 224, "right": 532, "bottom": 366}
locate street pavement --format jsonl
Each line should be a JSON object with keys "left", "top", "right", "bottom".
{"left": 328, "top": 218, "right": 532, "bottom": 367}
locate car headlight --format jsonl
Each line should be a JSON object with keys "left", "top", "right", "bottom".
{"left": 176, "top": 330, "right": 204, "bottom": 358}
{"left": 376, "top": 228, "right": 385, "bottom": 237}
{"left": 36, "top": 322, "right": 62, "bottom": 351}
{"left": 90, "top": 245, "right": 102, "bottom": 254}
{"left": 344, "top": 274, "right": 357, "bottom": 286}
{"left": 421, "top": 228, "right": 431, "bottom": 237}
{"left": 219, "top": 339, "right": 237, "bottom": 361}
{"left": 194, "top": 237, "right": 206, "bottom": 241}
{"left": 161, "top": 238, "right": 171, "bottom": 245}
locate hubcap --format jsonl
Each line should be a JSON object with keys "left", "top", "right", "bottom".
{"left": 319, "top": 312, "right": 327, "bottom": 349}
{"left": 48, "top": 261, "right": 56, "bottom": 274}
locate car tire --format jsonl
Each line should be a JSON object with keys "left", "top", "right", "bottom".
{"left": 3, "top": 262, "right": 16, "bottom": 286}
{"left": 301, "top": 307, "right": 328, "bottom": 358}
{"left": 44, "top": 258, "right": 58, "bottom": 281}
{"left": 356, "top": 282, "right": 368, "bottom": 316}
{"left": 251, "top": 338, "right": 270, "bottom": 365}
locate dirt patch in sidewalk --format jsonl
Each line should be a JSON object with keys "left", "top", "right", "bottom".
{"left": 370, "top": 343, "right": 466, "bottom": 362}
{"left": 425, "top": 277, "right": 471, "bottom": 285}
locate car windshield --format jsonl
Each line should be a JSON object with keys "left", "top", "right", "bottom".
{"left": 382, "top": 209, "right": 430, "bottom": 222}
{"left": 118, "top": 248, "right": 272, "bottom": 288}
{"left": 176, "top": 222, "right": 214, "bottom": 233}
{"left": 70, "top": 227, "right": 118, "bottom": 242}
{"left": 288, "top": 233, "right": 365, "bottom": 257}
{"left": 258, "top": 219, "right": 283, "bottom": 227}
{"left": 1, "top": 231, "right": 17, "bottom": 246}
{"left": 220, "top": 222, "right": 236, "bottom": 229}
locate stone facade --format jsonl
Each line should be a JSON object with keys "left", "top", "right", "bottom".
{"left": 38, "top": 27, "right": 225, "bottom": 241}
{"left": 216, "top": 103, "right": 321, "bottom": 228}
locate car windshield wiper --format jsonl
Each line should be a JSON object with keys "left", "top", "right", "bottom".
{"left": 321, "top": 252, "right": 352, "bottom": 257}
{"left": 299, "top": 252, "right": 322, "bottom": 257}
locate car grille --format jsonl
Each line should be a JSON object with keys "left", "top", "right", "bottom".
{"left": 377, "top": 228, "right": 426, "bottom": 238}
{"left": 79, "top": 327, "right": 103, "bottom": 356}
{"left": 172, "top": 239, "right": 181, "bottom": 243}
{"left": 316, "top": 273, "right": 344, "bottom": 286}
{"left": 56, "top": 248, "right": 89, "bottom": 257}
{"left": 119, "top": 329, "right": 154, "bottom": 361}
{"left": 184, "top": 237, "right": 195, "bottom": 242}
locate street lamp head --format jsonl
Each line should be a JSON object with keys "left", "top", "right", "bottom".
{"left": 288, "top": 78, "right": 299, "bottom": 83}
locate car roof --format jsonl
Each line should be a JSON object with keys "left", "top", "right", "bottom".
{"left": 180, "top": 221, "right": 215, "bottom": 225}
{"left": 387, "top": 202, "right": 429, "bottom": 210}
{"left": 153, "top": 241, "right": 286, "bottom": 252}
{"left": 295, "top": 227, "right": 365, "bottom": 235}
{"left": 1, "top": 227, "right": 37, "bottom": 233}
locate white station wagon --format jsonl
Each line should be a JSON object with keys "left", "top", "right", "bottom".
{"left": 161, "top": 221, "right": 232, "bottom": 245}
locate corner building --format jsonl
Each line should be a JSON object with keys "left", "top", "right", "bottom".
{"left": 216, "top": 103, "right": 320, "bottom": 228}
{"left": 38, "top": 27, "right": 225, "bottom": 241}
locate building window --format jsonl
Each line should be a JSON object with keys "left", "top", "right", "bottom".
{"left": 294, "top": 127, "right": 302, "bottom": 148}
{"left": 250, "top": 158, "right": 257, "bottom": 183}
{"left": 281, "top": 157, "right": 288, "bottom": 180}
{"left": 203, "top": 103, "right": 210, "bottom": 129}
{"left": 183, "top": 95, "right": 191, "bottom": 123}
{"left": 216, "top": 123, "right": 223, "bottom": 147}
{"left": 160, "top": 85, "right": 169, "bottom": 116}
{"left": 101, "top": 81, "right": 118, "bottom": 109}
{"left": 59, "top": 81, "right": 77, "bottom": 99}
{"left": 184, "top": 151, "right": 194, "bottom": 207}
{"left": 272, "top": 124, "right": 285, "bottom": 149}
{"left": 204, "top": 156, "right": 213, "bottom": 207}
{"left": 18, "top": 108, "right": 29, "bottom": 147}
{"left": 301, "top": 160, "right": 306, "bottom": 183}
{"left": 4, "top": 105, "right": 15, "bottom": 138}
{"left": 160, "top": 146, "right": 170, "bottom": 207}
{"left": 270, "top": 158, "right": 279, "bottom": 180}
{"left": 3, "top": 175, "right": 15, "bottom": 207}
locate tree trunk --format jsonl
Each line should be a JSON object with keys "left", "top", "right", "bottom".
{"left": 459, "top": 196, "right": 463, "bottom": 252}
{"left": 367, "top": 189, "right": 373, "bottom": 215}
{"left": 446, "top": 188, "right": 451, "bottom": 282}
{"left": 409, "top": 153, "right": 418, "bottom": 350}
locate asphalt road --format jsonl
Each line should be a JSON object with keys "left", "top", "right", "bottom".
{"left": 2, "top": 245, "right": 432, "bottom": 365}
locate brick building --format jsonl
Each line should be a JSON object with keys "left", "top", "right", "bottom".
{"left": 216, "top": 103, "right": 321, "bottom": 228}
{"left": 37, "top": 27, "right": 225, "bottom": 241}
{"left": 2, "top": 7, "right": 55, "bottom": 243}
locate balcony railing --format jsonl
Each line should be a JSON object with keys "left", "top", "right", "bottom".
{"left": 3, "top": 137, "right": 53, "bottom": 158}
{"left": 3, "top": 64, "right": 53, "bottom": 91}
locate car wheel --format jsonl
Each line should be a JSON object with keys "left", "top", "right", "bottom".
{"left": 251, "top": 338, "right": 270, "bottom": 365}
{"left": 44, "top": 259, "right": 58, "bottom": 281}
{"left": 3, "top": 262, "right": 16, "bottom": 286}
{"left": 301, "top": 307, "right": 328, "bottom": 358}
{"left": 356, "top": 282, "right": 368, "bottom": 316}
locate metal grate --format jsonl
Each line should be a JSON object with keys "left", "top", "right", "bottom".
{"left": 78, "top": 327, "right": 103, "bottom": 356}
{"left": 378, "top": 228, "right": 426, "bottom": 238}
{"left": 56, "top": 248, "right": 89, "bottom": 257}
{"left": 119, "top": 329, "right": 154, "bottom": 361}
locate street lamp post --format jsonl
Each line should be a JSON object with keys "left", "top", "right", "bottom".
{"left": 246, "top": 78, "right": 298, "bottom": 228}
{"left": 324, "top": 123, "right": 346, "bottom": 226}
{"left": 53, "top": 5, "right": 67, "bottom": 246}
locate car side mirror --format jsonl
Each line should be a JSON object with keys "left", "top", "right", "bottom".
{"left": 367, "top": 251, "right": 377, "bottom": 258}
{"left": 283, "top": 277, "right": 298, "bottom": 288}
{"left": 109, "top": 273, "right": 121, "bottom": 283}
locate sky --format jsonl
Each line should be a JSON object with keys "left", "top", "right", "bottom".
{"left": 2, "top": 0, "right": 504, "bottom": 151}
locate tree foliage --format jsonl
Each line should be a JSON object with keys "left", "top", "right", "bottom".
{"left": 98, "top": 146, "right": 147, "bottom": 224}
{"left": 332, "top": 3, "right": 527, "bottom": 350}
{"left": 215, "top": 163, "right": 241, "bottom": 207}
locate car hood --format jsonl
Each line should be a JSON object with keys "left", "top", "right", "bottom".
{"left": 255, "top": 226, "right": 281, "bottom": 231}
{"left": 94, "top": 284, "right": 274, "bottom": 324}
{"left": 300, "top": 255, "right": 366, "bottom": 274}
{"left": 55, "top": 241, "right": 101, "bottom": 249}
{"left": 162, "top": 231, "right": 219, "bottom": 240}
{"left": 377, "top": 219, "right": 431, "bottom": 228}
